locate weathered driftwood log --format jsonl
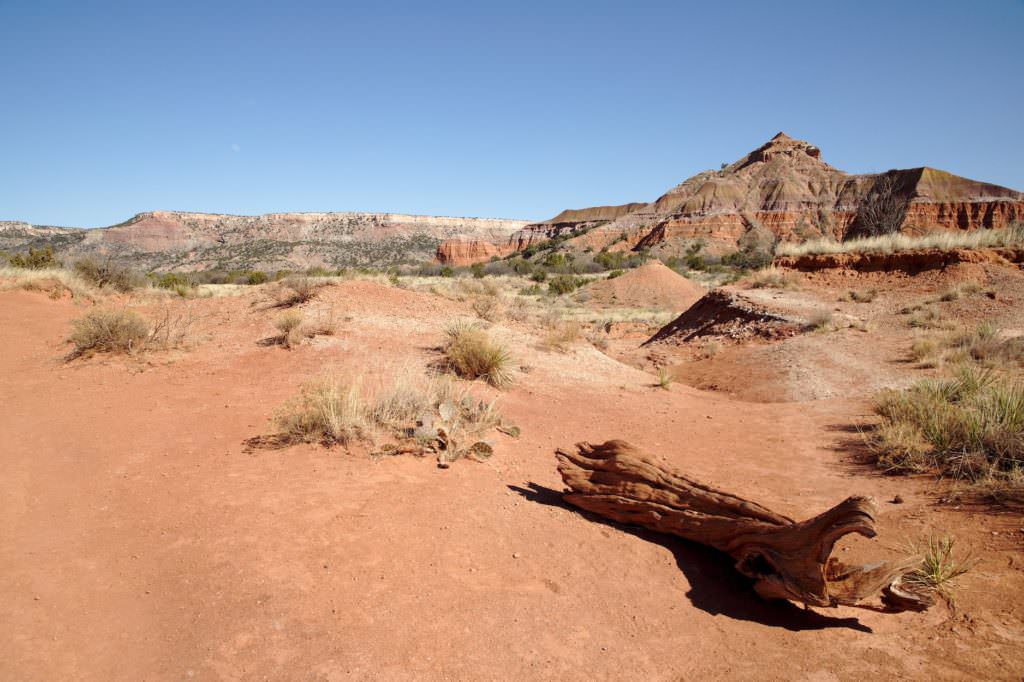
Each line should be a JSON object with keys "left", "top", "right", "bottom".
{"left": 556, "top": 440, "right": 933, "bottom": 612}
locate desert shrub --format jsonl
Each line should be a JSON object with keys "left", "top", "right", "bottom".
{"left": 245, "top": 271, "right": 268, "bottom": 285}
{"left": 305, "top": 266, "right": 333, "bottom": 277}
{"left": 870, "top": 366, "right": 1024, "bottom": 499}
{"left": 9, "top": 246, "right": 60, "bottom": 270}
{"left": 153, "top": 271, "right": 196, "bottom": 297}
{"left": 594, "top": 250, "right": 626, "bottom": 271}
{"left": 542, "top": 252, "right": 567, "bottom": 269}
{"left": 471, "top": 295, "right": 502, "bottom": 322}
{"left": 606, "top": 269, "right": 624, "bottom": 280}
{"left": 68, "top": 308, "right": 150, "bottom": 357}
{"left": 505, "top": 297, "right": 531, "bottom": 323}
{"left": 657, "top": 368, "right": 674, "bottom": 390}
{"left": 483, "top": 260, "right": 513, "bottom": 277}
{"left": 530, "top": 270, "right": 548, "bottom": 283}
{"left": 548, "top": 274, "right": 584, "bottom": 296}
{"left": 470, "top": 262, "right": 486, "bottom": 279}
{"left": 721, "top": 248, "right": 772, "bottom": 270}
{"left": 275, "top": 276, "right": 321, "bottom": 307}
{"left": 274, "top": 376, "right": 368, "bottom": 445}
{"left": 439, "top": 266, "right": 454, "bottom": 278}
{"left": 442, "top": 321, "right": 513, "bottom": 388}
{"left": 147, "top": 304, "right": 196, "bottom": 350}
{"left": 72, "top": 257, "right": 144, "bottom": 292}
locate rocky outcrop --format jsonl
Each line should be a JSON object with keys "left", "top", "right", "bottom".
{"left": 435, "top": 239, "right": 515, "bottom": 266}
{"left": 2, "top": 211, "right": 529, "bottom": 271}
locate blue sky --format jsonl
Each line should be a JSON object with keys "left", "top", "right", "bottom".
{"left": 2, "top": 0, "right": 1022, "bottom": 227}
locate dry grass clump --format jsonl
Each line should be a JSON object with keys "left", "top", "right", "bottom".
{"left": 909, "top": 337, "right": 941, "bottom": 366}
{"left": 945, "top": 323, "right": 1024, "bottom": 367}
{"left": 370, "top": 369, "right": 501, "bottom": 443}
{"left": 275, "top": 310, "right": 305, "bottom": 349}
{"left": 442, "top": 321, "right": 513, "bottom": 388}
{"left": 744, "top": 266, "right": 795, "bottom": 289}
{"left": 274, "top": 276, "right": 323, "bottom": 307}
{"left": 539, "top": 321, "right": 582, "bottom": 353}
{"left": 904, "top": 305, "right": 947, "bottom": 330}
{"left": 840, "top": 288, "right": 877, "bottom": 303}
{"left": 776, "top": 224, "right": 1024, "bottom": 257}
{"left": 910, "top": 323, "right": 1024, "bottom": 369}
{"left": 657, "top": 368, "right": 674, "bottom": 390}
{"left": 272, "top": 308, "right": 337, "bottom": 349}
{"left": 274, "top": 376, "right": 368, "bottom": 445}
{"left": 67, "top": 308, "right": 150, "bottom": 357}
{"left": 869, "top": 366, "right": 1024, "bottom": 502}
{"left": 271, "top": 368, "right": 509, "bottom": 465}
{"left": 936, "top": 282, "right": 982, "bottom": 303}
{"left": 807, "top": 310, "right": 836, "bottom": 332}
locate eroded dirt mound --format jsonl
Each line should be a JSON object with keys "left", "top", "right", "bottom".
{"left": 585, "top": 261, "right": 705, "bottom": 310}
{"left": 644, "top": 289, "right": 801, "bottom": 346}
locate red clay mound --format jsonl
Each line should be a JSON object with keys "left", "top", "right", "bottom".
{"left": 585, "top": 260, "right": 705, "bottom": 310}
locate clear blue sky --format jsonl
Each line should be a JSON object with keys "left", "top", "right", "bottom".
{"left": 2, "top": 0, "right": 1022, "bottom": 227}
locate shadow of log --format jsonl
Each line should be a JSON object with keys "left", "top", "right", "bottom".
{"left": 508, "top": 483, "right": 871, "bottom": 632}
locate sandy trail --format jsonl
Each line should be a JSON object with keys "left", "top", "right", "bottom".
{"left": 2, "top": 285, "right": 1022, "bottom": 680}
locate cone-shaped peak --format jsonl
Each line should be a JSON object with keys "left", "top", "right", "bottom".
{"left": 731, "top": 132, "right": 826, "bottom": 171}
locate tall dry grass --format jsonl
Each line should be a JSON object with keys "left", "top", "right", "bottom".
{"left": 776, "top": 224, "right": 1024, "bottom": 258}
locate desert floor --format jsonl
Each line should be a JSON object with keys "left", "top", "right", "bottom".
{"left": 3, "top": 269, "right": 1023, "bottom": 680}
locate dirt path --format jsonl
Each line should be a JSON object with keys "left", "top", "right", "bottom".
{"left": 2, "top": 287, "right": 1022, "bottom": 680}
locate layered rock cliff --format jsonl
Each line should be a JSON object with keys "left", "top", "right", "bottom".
{"left": 439, "top": 133, "right": 1024, "bottom": 265}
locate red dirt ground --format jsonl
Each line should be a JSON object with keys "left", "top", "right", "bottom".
{"left": 2, "top": 281, "right": 1024, "bottom": 680}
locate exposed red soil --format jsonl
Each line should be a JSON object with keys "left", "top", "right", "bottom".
{"left": 3, "top": 281, "right": 1024, "bottom": 680}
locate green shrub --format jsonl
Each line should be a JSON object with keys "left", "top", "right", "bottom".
{"left": 9, "top": 247, "right": 60, "bottom": 270}
{"left": 606, "top": 269, "right": 624, "bottom": 280}
{"left": 470, "top": 262, "right": 486, "bottom": 279}
{"left": 548, "top": 274, "right": 584, "bottom": 296}
{"left": 245, "top": 271, "right": 268, "bottom": 285}
{"left": 68, "top": 308, "right": 150, "bottom": 357}
{"left": 439, "top": 266, "right": 454, "bottom": 278}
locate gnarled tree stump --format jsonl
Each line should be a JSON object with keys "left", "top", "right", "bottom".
{"left": 556, "top": 440, "right": 933, "bottom": 612}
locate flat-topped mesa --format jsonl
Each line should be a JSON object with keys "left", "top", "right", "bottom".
{"left": 4, "top": 210, "right": 530, "bottom": 271}
{"left": 436, "top": 202, "right": 649, "bottom": 265}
